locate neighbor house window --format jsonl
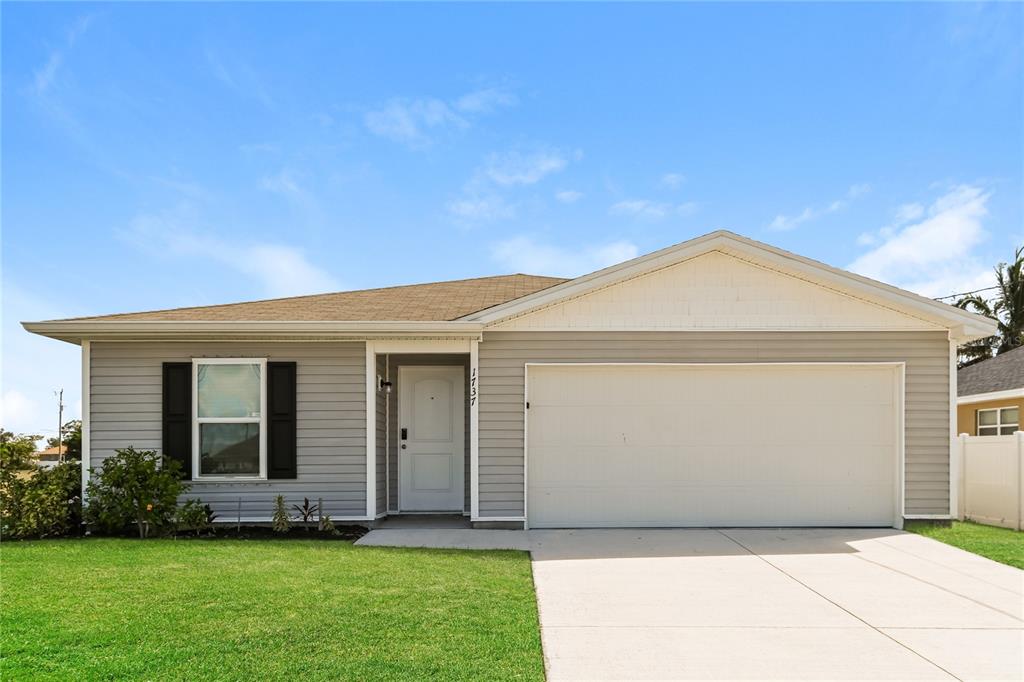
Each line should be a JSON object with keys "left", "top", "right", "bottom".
{"left": 193, "top": 358, "right": 267, "bottom": 478}
{"left": 977, "top": 407, "right": 1019, "bottom": 436}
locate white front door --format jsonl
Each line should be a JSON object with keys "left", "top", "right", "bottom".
{"left": 399, "top": 366, "right": 465, "bottom": 512}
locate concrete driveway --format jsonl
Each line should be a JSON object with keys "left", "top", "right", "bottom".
{"left": 357, "top": 527, "right": 1023, "bottom": 680}
{"left": 530, "top": 528, "right": 1022, "bottom": 681}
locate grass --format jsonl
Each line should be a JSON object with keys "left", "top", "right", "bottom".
{"left": 1, "top": 538, "right": 544, "bottom": 681}
{"left": 905, "top": 520, "right": 1024, "bottom": 569}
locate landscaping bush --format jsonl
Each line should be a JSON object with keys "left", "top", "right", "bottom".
{"left": 176, "top": 499, "right": 215, "bottom": 536}
{"left": 84, "top": 447, "right": 187, "bottom": 538}
{"left": 0, "top": 460, "right": 82, "bottom": 539}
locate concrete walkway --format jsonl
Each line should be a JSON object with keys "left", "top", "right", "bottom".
{"left": 356, "top": 528, "right": 1023, "bottom": 680}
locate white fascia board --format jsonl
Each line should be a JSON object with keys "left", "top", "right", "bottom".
{"left": 21, "top": 320, "right": 485, "bottom": 344}
{"left": 957, "top": 388, "right": 1024, "bottom": 405}
{"left": 463, "top": 231, "right": 999, "bottom": 336}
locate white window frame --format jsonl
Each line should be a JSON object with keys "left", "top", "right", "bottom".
{"left": 192, "top": 358, "right": 268, "bottom": 481}
{"left": 977, "top": 407, "right": 1020, "bottom": 437}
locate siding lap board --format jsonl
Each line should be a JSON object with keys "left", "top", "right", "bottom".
{"left": 90, "top": 342, "right": 367, "bottom": 519}
{"left": 477, "top": 331, "right": 950, "bottom": 518}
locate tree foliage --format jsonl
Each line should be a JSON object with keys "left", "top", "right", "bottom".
{"left": 1, "top": 429, "right": 82, "bottom": 539}
{"left": 47, "top": 420, "right": 82, "bottom": 461}
{"left": 956, "top": 246, "right": 1024, "bottom": 367}
{"left": 0, "top": 430, "right": 40, "bottom": 472}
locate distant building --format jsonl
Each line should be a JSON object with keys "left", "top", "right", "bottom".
{"left": 33, "top": 444, "right": 67, "bottom": 469}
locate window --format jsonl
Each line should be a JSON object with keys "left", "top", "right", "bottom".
{"left": 193, "top": 359, "right": 267, "bottom": 478}
{"left": 977, "top": 407, "right": 1019, "bottom": 436}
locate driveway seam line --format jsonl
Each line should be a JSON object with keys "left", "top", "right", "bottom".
{"left": 849, "top": 552, "right": 1023, "bottom": 622}
{"left": 716, "top": 529, "right": 963, "bottom": 682}
{"left": 874, "top": 536, "right": 1022, "bottom": 597}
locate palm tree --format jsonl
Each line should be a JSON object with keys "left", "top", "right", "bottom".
{"left": 955, "top": 245, "right": 1024, "bottom": 367}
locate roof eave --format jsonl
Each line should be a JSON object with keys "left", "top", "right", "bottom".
{"left": 957, "top": 387, "right": 1024, "bottom": 404}
{"left": 21, "top": 320, "right": 485, "bottom": 345}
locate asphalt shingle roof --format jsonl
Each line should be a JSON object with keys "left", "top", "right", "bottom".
{"left": 958, "top": 345, "right": 1024, "bottom": 396}
{"left": 59, "top": 274, "right": 567, "bottom": 322}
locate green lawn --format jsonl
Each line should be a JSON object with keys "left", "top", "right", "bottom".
{"left": 1, "top": 539, "right": 544, "bottom": 681}
{"left": 905, "top": 520, "right": 1024, "bottom": 569}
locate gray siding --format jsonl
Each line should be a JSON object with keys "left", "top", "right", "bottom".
{"left": 90, "top": 341, "right": 367, "bottom": 520}
{"left": 386, "top": 354, "right": 470, "bottom": 513}
{"left": 477, "top": 331, "right": 951, "bottom": 518}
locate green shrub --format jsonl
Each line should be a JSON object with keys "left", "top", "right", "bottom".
{"left": 0, "top": 461, "right": 82, "bottom": 539}
{"left": 176, "top": 499, "right": 215, "bottom": 536}
{"left": 84, "top": 447, "right": 187, "bottom": 538}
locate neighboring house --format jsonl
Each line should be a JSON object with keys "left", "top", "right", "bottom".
{"left": 23, "top": 231, "right": 996, "bottom": 529}
{"left": 957, "top": 346, "right": 1023, "bottom": 437}
{"left": 33, "top": 445, "right": 66, "bottom": 470}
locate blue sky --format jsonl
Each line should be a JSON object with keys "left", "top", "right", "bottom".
{"left": 2, "top": 2, "right": 1022, "bottom": 439}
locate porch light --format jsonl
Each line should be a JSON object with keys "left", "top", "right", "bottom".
{"left": 378, "top": 376, "right": 393, "bottom": 394}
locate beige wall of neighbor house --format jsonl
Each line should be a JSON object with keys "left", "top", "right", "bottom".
{"left": 958, "top": 398, "right": 1024, "bottom": 436}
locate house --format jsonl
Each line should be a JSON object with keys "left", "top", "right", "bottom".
{"left": 23, "top": 231, "right": 996, "bottom": 529}
{"left": 33, "top": 444, "right": 67, "bottom": 470}
{"left": 957, "top": 346, "right": 1023, "bottom": 437}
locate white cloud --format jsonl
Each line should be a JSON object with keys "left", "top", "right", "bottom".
{"left": 32, "top": 14, "right": 93, "bottom": 94}
{"left": 445, "top": 195, "right": 515, "bottom": 221}
{"left": 205, "top": 47, "right": 274, "bottom": 108}
{"left": 491, "top": 236, "right": 639, "bottom": 277}
{"left": 769, "top": 183, "right": 871, "bottom": 231}
{"left": 128, "top": 212, "right": 340, "bottom": 297}
{"left": 848, "top": 184, "right": 994, "bottom": 298}
{"left": 658, "top": 173, "right": 687, "bottom": 189}
{"left": 260, "top": 168, "right": 306, "bottom": 198}
{"left": 894, "top": 202, "right": 925, "bottom": 223}
{"left": 454, "top": 87, "right": 518, "bottom": 114}
{"left": 1, "top": 284, "right": 82, "bottom": 441}
{"left": 364, "top": 98, "right": 465, "bottom": 146}
{"left": 241, "top": 245, "right": 341, "bottom": 297}
{"left": 0, "top": 390, "right": 40, "bottom": 431}
{"left": 484, "top": 149, "right": 567, "bottom": 186}
{"left": 446, "top": 145, "right": 576, "bottom": 223}
{"left": 365, "top": 87, "right": 516, "bottom": 147}
{"left": 555, "top": 190, "right": 583, "bottom": 204}
{"left": 610, "top": 199, "right": 698, "bottom": 220}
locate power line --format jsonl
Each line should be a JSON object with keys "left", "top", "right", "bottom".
{"left": 934, "top": 285, "right": 999, "bottom": 302}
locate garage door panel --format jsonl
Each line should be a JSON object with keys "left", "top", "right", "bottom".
{"left": 527, "top": 364, "right": 898, "bottom": 528}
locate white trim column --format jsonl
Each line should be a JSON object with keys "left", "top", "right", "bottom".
{"left": 470, "top": 338, "right": 480, "bottom": 519}
{"left": 81, "top": 340, "right": 91, "bottom": 504}
{"left": 365, "top": 341, "right": 376, "bottom": 519}
{"left": 949, "top": 335, "right": 959, "bottom": 518}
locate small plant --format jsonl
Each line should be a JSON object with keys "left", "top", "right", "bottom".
{"left": 83, "top": 447, "right": 187, "bottom": 538}
{"left": 271, "top": 495, "right": 290, "bottom": 533}
{"left": 319, "top": 514, "right": 337, "bottom": 535}
{"left": 176, "top": 499, "right": 212, "bottom": 537}
{"left": 291, "top": 497, "right": 319, "bottom": 530}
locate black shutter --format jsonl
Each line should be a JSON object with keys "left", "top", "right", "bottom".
{"left": 162, "top": 362, "right": 192, "bottom": 479}
{"left": 267, "top": 361, "right": 298, "bottom": 479}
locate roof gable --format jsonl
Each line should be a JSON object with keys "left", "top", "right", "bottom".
{"left": 490, "top": 249, "right": 944, "bottom": 331}
{"left": 468, "top": 231, "right": 997, "bottom": 340}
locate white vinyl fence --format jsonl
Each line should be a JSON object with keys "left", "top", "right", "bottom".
{"left": 959, "top": 432, "right": 1024, "bottom": 530}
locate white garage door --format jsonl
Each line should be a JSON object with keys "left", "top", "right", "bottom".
{"left": 526, "top": 364, "right": 900, "bottom": 528}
